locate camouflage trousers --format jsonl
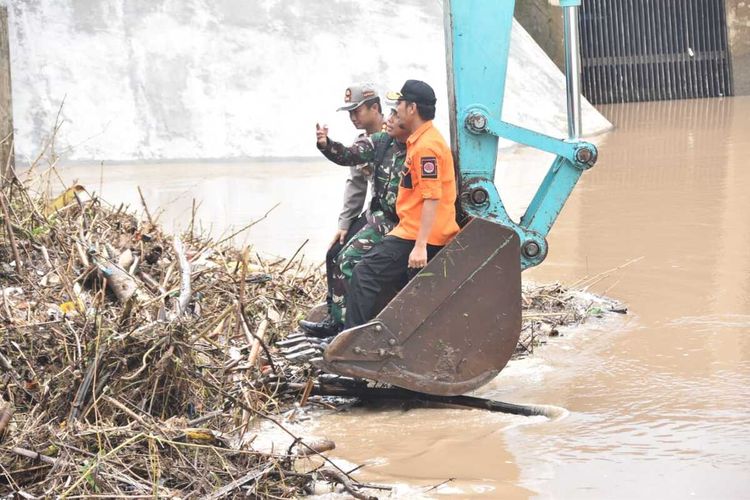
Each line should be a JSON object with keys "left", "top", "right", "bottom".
{"left": 330, "top": 210, "right": 396, "bottom": 325}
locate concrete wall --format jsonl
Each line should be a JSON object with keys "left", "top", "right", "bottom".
{"left": 514, "top": 0, "right": 565, "bottom": 71}
{"left": 726, "top": 0, "right": 750, "bottom": 95}
{"left": 2, "top": 0, "right": 612, "bottom": 162}
{"left": 1, "top": 6, "right": 13, "bottom": 181}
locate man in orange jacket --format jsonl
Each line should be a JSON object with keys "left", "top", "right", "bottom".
{"left": 344, "top": 80, "right": 460, "bottom": 329}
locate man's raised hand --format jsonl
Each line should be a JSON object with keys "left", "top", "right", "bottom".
{"left": 316, "top": 123, "right": 329, "bottom": 147}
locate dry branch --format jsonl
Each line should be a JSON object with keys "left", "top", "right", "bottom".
{"left": 0, "top": 171, "right": 329, "bottom": 497}
{"left": 172, "top": 236, "right": 191, "bottom": 316}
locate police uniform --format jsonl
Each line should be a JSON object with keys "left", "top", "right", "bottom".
{"left": 318, "top": 131, "right": 406, "bottom": 325}
{"left": 344, "top": 80, "right": 460, "bottom": 330}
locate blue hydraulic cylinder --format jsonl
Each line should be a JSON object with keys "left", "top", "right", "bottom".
{"left": 444, "top": 0, "right": 597, "bottom": 270}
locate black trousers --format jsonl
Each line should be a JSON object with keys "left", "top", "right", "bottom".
{"left": 325, "top": 213, "right": 367, "bottom": 311}
{"left": 344, "top": 236, "right": 442, "bottom": 329}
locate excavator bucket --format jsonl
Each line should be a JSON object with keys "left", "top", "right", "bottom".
{"left": 319, "top": 217, "right": 521, "bottom": 396}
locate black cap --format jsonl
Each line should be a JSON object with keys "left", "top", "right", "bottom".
{"left": 386, "top": 80, "right": 437, "bottom": 106}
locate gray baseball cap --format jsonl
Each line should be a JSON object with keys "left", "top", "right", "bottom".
{"left": 337, "top": 83, "right": 380, "bottom": 111}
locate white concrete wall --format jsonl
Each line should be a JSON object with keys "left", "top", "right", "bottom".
{"left": 2, "top": 0, "right": 612, "bottom": 162}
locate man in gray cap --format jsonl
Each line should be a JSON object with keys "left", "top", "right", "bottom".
{"left": 306, "top": 83, "right": 385, "bottom": 334}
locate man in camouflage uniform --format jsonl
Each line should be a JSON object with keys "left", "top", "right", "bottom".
{"left": 300, "top": 109, "right": 408, "bottom": 337}
{"left": 300, "top": 83, "right": 385, "bottom": 336}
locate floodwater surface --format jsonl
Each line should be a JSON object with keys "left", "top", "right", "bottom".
{"left": 56, "top": 96, "right": 750, "bottom": 498}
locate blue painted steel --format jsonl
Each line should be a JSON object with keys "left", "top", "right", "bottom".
{"left": 558, "top": 0, "right": 582, "bottom": 6}
{"left": 445, "top": 0, "right": 596, "bottom": 270}
{"left": 481, "top": 115, "right": 580, "bottom": 162}
{"left": 444, "top": 0, "right": 514, "bottom": 180}
{"left": 520, "top": 156, "right": 585, "bottom": 237}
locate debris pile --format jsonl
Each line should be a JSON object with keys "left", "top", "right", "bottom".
{"left": 0, "top": 169, "right": 623, "bottom": 497}
{"left": 0, "top": 174, "right": 356, "bottom": 498}
{"left": 518, "top": 281, "right": 625, "bottom": 355}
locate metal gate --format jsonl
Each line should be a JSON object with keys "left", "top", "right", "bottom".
{"left": 579, "top": 0, "right": 734, "bottom": 104}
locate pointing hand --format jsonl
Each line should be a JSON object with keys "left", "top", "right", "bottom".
{"left": 316, "top": 123, "right": 329, "bottom": 147}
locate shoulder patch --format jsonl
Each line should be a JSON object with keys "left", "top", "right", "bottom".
{"left": 420, "top": 156, "right": 438, "bottom": 179}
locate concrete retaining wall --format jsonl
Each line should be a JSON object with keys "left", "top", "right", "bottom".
{"left": 726, "top": 0, "right": 750, "bottom": 95}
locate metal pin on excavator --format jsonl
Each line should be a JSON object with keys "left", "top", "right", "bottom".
{"left": 296, "top": 0, "right": 598, "bottom": 396}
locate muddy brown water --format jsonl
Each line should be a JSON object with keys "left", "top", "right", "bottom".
{"left": 55, "top": 96, "right": 750, "bottom": 498}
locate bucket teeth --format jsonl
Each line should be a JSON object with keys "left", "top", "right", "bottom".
{"left": 279, "top": 342, "right": 316, "bottom": 355}
{"left": 304, "top": 337, "right": 331, "bottom": 346}
{"left": 275, "top": 335, "right": 308, "bottom": 347}
{"left": 276, "top": 333, "right": 335, "bottom": 348}
{"left": 276, "top": 333, "right": 333, "bottom": 362}
{"left": 275, "top": 339, "right": 305, "bottom": 348}
{"left": 284, "top": 348, "right": 322, "bottom": 362}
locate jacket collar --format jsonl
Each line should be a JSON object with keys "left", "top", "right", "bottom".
{"left": 406, "top": 120, "right": 433, "bottom": 147}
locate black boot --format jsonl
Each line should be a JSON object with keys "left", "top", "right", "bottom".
{"left": 299, "top": 316, "right": 343, "bottom": 338}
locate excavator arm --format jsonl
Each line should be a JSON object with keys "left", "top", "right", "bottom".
{"left": 318, "top": 0, "right": 598, "bottom": 396}
{"left": 447, "top": 0, "right": 597, "bottom": 269}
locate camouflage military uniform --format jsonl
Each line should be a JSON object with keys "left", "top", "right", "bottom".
{"left": 319, "top": 132, "right": 406, "bottom": 324}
